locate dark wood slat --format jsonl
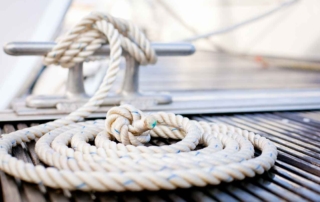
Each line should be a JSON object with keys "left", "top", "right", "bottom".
{"left": 254, "top": 114, "right": 320, "bottom": 138}
{"left": 0, "top": 110, "right": 320, "bottom": 201}
{"left": 255, "top": 177, "right": 306, "bottom": 202}
{"left": 48, "top": 189, "right": 70, "bottom": 202}
{"left": 196, "top": 115, "right": 320, "bottom": 199}
{"left": 9, "top": 124, "right": 47, "bottom": 202}
{"left": 72, "top": 191, "right": 94, "bottom": 202}
{"left": 189, "top": 190, "right": 217, "bottom": 202}
{"left": 27, "top": 123, "right": 73, "bottom": 202}
{"left": 28, "top": 123, "right": 43, "bottom": 166}
{"left": 276, "top": 161, "right": 320, "bottom": 184}
{"left": 299, "top": 111, "right": 320, "bottom": 122}
{"left": 166, "top": 193, "right": 187, "bottom": 202}
{"left": 272, "top": 165, "right": 320, "bottom": 193}
{"left": 26, "top": 141, "right": 42, "bottom": 165}
{"left": 274, "top": 112, "right": 320, "bottom": 128}
{"left": 146, "top": 195, "right": 167, "bottom": 202}
{"left": 223, "top": 185, "right": 262, "bottom": 202}
{"left": 243, "top": 114, "right": 320, "bottom": 143}
{"left": 205, "top": 188, "right": 239, "bottom": 202}
{"left": 202, "top": 115, "right": 320, "bottom": 175}
{"left": 0, "top": 171, "right": 22, "bottom": 202}
{"left": 230, "top": 115, "right": 320, "bottom": 149}
{"left": 1, "top": 124, "right": 23, "bottom": 202}
{"left": 96, "top": 193, "right": 118, "bottom": 202}
{"left": 271, "top": 174, "right": 320, "bottom": 201}
{"left": 239, "top": 182, "right": 280, "bottom": 201}
{"left": 277, "top": 151, "right": 320, "bottom": 177}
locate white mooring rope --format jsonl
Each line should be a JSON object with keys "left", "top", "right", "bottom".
{"left": 0, "top": 12, "right": 277, "bottom": 192}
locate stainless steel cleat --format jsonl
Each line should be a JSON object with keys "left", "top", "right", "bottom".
{"left": 4, "top": 42, "right": 195, "bottom": 109}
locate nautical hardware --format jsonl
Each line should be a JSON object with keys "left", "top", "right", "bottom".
{"left": 0, "top": 12, "right": 277, "bottom": 191}
{"left": 5, "top": 42, "right": 195, "bottom": 109}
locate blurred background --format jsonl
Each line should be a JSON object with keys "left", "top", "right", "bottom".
{"left": 1, "top": 0, "right": 320, "bottom": 110}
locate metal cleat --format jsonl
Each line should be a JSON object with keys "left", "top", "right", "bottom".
{"left": 4, "top": 42, "right": 195, "bottom": 110}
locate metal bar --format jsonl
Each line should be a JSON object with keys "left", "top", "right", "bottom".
{"left": 65, "top": 63, "right": 88, "bottom": 99}
{"left": 121, "top": 55, "right": 140, "bottom": 95}
{"left": 4, "top": 42, "right": 195, "bottom": 56}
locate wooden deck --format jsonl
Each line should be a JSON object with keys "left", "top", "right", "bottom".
{"left": 1, "top": 110, "right": 320, "bottom": 202}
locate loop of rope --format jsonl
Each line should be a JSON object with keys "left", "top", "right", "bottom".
{"left": 0, "top": 12, "right": 277, "bottom": 192}
{"left": 105, "top": 105, "right": 157, "bottom": 146}
{"left": 44, "top": 12, "right": 157, "bottom": 68}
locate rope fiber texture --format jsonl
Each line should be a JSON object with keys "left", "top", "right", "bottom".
{"left": 0, "top": 12, "right": 277, "bottom": 192}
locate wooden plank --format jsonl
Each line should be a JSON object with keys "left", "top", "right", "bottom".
{"left": 190, "top": 190, "right": 217, "bottom": 202}
{"left": 0, "top": 171, "right": 22, "bottom": 202}
{"left": 26, "top": 141, "right": 42, "bottom": 166}
{"left": 29, "top": 123, "right": 72, "bottom": 202}
{"left": 96, "top": 193, "right": 118, "bottom": 202}
{"left": 0, "top": 124, "right": 22, "bottom": 202}
{"left": 72, "top": 191, "right": 93, "bottom": 202}
{"left": 0, "top": 111, "right": 319, "bottom": 201}
{"left": 26, "top": 124, "right": 44, "bottom": 166}
{"left": 48, "top": 189, "right": 70, "bottom": 202}
{"left": 240, "top": 182, "right": 280, "bottom": 201}
{"left": 7, "top": 124, "right": 47, "bottom": 202}
{"left": 145, "top": 195, "right": 167, "bottom": 202}
{"left": 255, "top": 178, "right": 305, "bottom": 202}
{"left": 223, "top": 185, "right": 262, "bottom": 202}
{"left": 166, "top": 193, "right": 187, "bottom": 202}
{"left": 205, "top": 187, "right": 239, "bottom": 202}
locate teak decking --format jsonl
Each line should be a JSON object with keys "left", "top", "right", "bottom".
{"left": 0, "top": 110, "right": 319, "bottom": 202}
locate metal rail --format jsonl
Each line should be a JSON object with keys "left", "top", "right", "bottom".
{"left": 4, "top": 42, "right": 195, "bottom": 56}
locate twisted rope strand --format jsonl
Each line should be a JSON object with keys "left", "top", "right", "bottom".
{"left": 0, "top": 12, "right": 277, "bottom": 192}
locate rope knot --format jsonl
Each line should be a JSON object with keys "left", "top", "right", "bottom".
{"left": 105, "top": 105, "right": 157, "bottom": 146}
{"left": 43, "top": 12, "right": 157, "bottom": 68}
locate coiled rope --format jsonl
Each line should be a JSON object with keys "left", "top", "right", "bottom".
{"left": 0, "top": 12, "right": 277, "bottom": 192}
